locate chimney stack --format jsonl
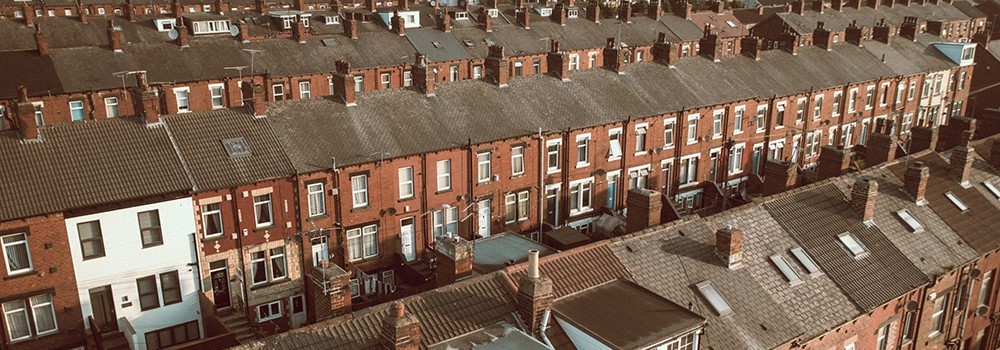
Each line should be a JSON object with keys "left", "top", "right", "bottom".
{"left": 295, "top": 0, "right": 306, "bottom": 10}
{"left": 292, "top": 21, "right": 307, "bottom": 43}
{"left": 676, "top": 0, "right": 692, "bottom": 19}
{"left": 365, "top": 0, "right": 376, "bottom": 11}
{"left": 792, "top": 0, "right": 805, "bottom": 14}
{"left": 619, "top": 0, "right": 633, "bottom": 23}
{"left": 79, "top": 4, "right": 88, "bottom": 24}
{"left": 125, "top": 0, "right": 137, "bottom": 21}
{"left": 381, "top": 302, "right": 421, "bottom": 350}
{"left": 240, "top": 80, "right": 267, "bottom": 117}
{"left": 308, "top": 263, "right": 352, "bottom": 322}
{"left": 865, "top": 119, "right": 897, "bottom": 166}
{"left": 832, "top": 0, "right": 844, "bottom": 10}
{"left": 626, "top": 188, "right": 663, "bottom": 233}
{"left": 485, "top": 45, "right": 510, "bottom": 87}
{"left": 818, "top": 145, "right": 852, "bottom": 180}
{"left": 15, "top": 86, "right": 40, "bottom": 141}
{"left": 851, "top": 178, "right": 878, "bottom": 224}
{"left": 215, "top": 0, "right": 225, "bottom": 13}
{"left": 715, "top": 226, "right": 744, "bottom": 270}
{"left": 517, "top": 250, "right": 553, "bottom": 336}
{"left": 587, "top": 2, "right": 601, "bottom": 23}
{"left": 904, "top": 161, "right": 929, "bottom": 205}
{"left": 136, "top": 72, "right": 161, "bottom": 124}
{"left": 23, "top": 3, "right": 34, "bottom": 27}
{"left": 547, "top": 40, "right": 570, "bottom": 81}
{"left": 648, "top": 0, "right": 663, "bottom": 20}
{"left": 413, "top": 53, "right": 435, "bottom": 96}
{"left": 34, "top": 24, "right": 49, "bottom": 57}
{"left": 763, "top": 160, "right": 798, "bottom": 196}
{"left": 175, "top": 22, "right": 190, "bottom": 47}
{"left": 813, "top": 0, "right": 824, "bottom": 12}
{"left": 391, "top": 11, "right": 406, "bottom": 35}
{"left": 333, "top": 60, "right": 357, "bottom": 106}
{"left": 813, "top": 22, "right": 834, "bottom": 50}
{"left": 711, "top": 0, "right": 724, "bottom": 14}
{"left": 108, "top": 20, "right": 123, "bottom": 52}
{"left": 603, "top": 38, "right": 625, "bottom": 74}
{"left": 949, "top": 131, "right": 975, "bottom": 187}
{"left": 653, "top": 32, "right": 678, "bottom": 64}
{"left": 872, "top": 19, "right": 891, "bottom": 44}
{"left": 435, "top": 235, "right": 473, "bottom": 286}
{"left": 700, "top": 23, "right": 723, "bottom": 61}
{"left": 909, "top": 126, "right": 939, "bottom": 153}
{"left": 344, "top": 12, "right": 359, "bottom": 39}
{"left": 552, "top": 3, "right": 568, "bottom": 26}
{"left": 990, "top": 139, "right": 1000, "bottom": 170}
{"left": 237, "top": 21, "right": 250, "bottom": 42}
{"left": 845, "top": 21, "right": 863, "bottom": 47}
{"left": 437, "top": 10, "right": 451, "bottom": 32}
{"left": 479, "top": 8, "right": 492, "bottom": 32}
{"left": 741, "top": 36, "right": 763, "bottom": 60}
{"left": 516, "top": 8, "right": 530, "bottom": 29}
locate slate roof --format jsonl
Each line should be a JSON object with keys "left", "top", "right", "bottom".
{"left": 763, "top": 182, "right": 930, "bottom": 311}
{"left": 162, "top": 107, "right": 295, "bottom": 191}
{"left": 506, "top": 242, "right": 632, "bottom": 299}
{"left": 405, "top": 27, "right": 474, "bottom": 62}
{"left": 689, "top": 11, "right": 747, "bottom": 38}
{"left": 733, "top": 6, "right": 788, "bottom": 26}
{"left": 0, "top": 118, "right": 191, "bottom": 221}
{"left": 772, "top": 2, "right": 979, "bottom": 35}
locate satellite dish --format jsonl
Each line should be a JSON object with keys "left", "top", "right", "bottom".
{"left": 905, "top": 300, "right": 919, "bottom": 312}
{"left": 594, "top": 168, "right": 607, "bottom": 177}
{"left": 167, "top": 28, "right": 179, "bottom": 40}
{"left": 229, "top": 24, "right": 240, "bottom": 37}
{"left": 976, "top": 305, "right": 989, "bottom": 317}
{"left": 971, "top": 268, "right": 982, "bottom": 280}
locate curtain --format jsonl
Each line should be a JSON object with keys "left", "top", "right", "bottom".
{"left": 2, "top": 235, "right": 30, "bottom": 271}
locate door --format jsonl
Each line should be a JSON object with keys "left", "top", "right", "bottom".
{"left": 88, "top": 286, "right": 117, "bottom": 332}
{"left": 661, "top": 163, "right": 672, "bottom": 196}
{"left": 400, "top": 217, "right": 415, "bottom": 262}
{"left": 311, "top": 236, "right": 329, "bottom": 267}
{"left": 210, "top": 264, "right": 231, "bottom": 309}
{"left": 545, "top": 186, "right": 560, "bottom": 228}
{"left": 477, "top": 199, "right": 491, "bottom": 238}
{"left": 289, "top": 295, "right": 306, "bottom": 329}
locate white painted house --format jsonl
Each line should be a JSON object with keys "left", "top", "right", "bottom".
{"left": 65, "top": 197, "right": 202, "bottom": 350}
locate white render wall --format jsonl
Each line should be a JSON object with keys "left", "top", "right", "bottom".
{"left": 65, "top": 197, "right": 201, "bottom": 350}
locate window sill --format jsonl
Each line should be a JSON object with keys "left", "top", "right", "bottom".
{"left": 686, "top": 141, "right": 698, "bottom": 145}
{"left": 435, "top": 188, "right": 453, "bottom": 195}
{"left": 732, "top": 131, "right": 743, "bottom": 135}
{"left": 203, "top": 234, "right": 226, "bottom": 243}
{"left": 307, "top": 214, "right": 329, "bottom": 221}
{"left": 634, "top": 151, "right": 647, "bottom": 157}
{"left": 679, "top": 182, "right": 699, "bottom": 189}
{"left": 253, "top": 225, "right": 275, "bottom": 232}
{"left": 511, "top": 173, "right": 526, "bottom": 179}
{"left": 350, "top": 205, "right": 371, "bottom": 213}
{"left": 608, "top": 156, "right": 622, "bottom": 162}
{"left": 576, "top": 162, "right": 590, "bottom": 169}
{"left": 3, "top": 270, "right": 37, "bottom": 281}
{"left": 663, "top": 144, "right": 675, "bottom": 149}
{"left": 774, "top": 126, "right": 784, "bottom": 130}
{"left": 712, "top": 135, "right": 722, "bottom": 140}
{"left": 397, "top": 196, "right": 416, "bottom": 204}
{"left": 569, "top": 208, "right": 594, "bottom": 217}
{"left": 546, "top": 169, "right": 560, "bottom": 175}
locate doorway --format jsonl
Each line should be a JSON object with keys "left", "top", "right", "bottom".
{"left": 477, "top": 199, "right": 491, "bottom": 238}
{"left": 88, "top": 286, "right": 117, "bottom": 332}
{"left": 400, "top": 217, "right": 415, "bottom": 262}
{"left": 209, "top": 261, "right": 231, "bottom": 310}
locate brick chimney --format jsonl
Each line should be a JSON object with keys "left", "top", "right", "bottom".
{"left": 872, "top": 19, "right": 891, "bottom": 44}
{"left": 870, "top": 0, "right": 882, "bottom": 9}
{"left": 603, "top": 38, "right": 625, "bottom": 74}
{"left": 950, "top": 131, "right": 975, "bottom": 187}
{"left": 435, "top": 235, "right": 473, "bottom": 286}
{"left": 175, "top": 22, "right": 190, "bottom": 47}
{"left": 779, "top": 27, "right": 800, "bottom": 55}
{"left": 365, "top": 0, "right": 376, "bottom": 11}
{"left": 15, "top": 86, "right": 40, "bottom": 141}
{"left": 516, "top": 8, "right": 530, "bottom": 29}
{"left": 715, "top": 226, "right": 744, "bottom": 270}
{"left": 412, "top": 53, "right": 434, "bottom": 96}
{"left": 108, "top": 20, "right": 123, "bottom": 52}
{"left": 851, "top": 0, "right": 862, "bottom": 9}
{"left": 832, "top": 0, "right": 844, "bottom": 10}
{"left": 909, "top": 126, "right": 939, "bottom": 153}
{"left": 813, "top": 0, "right": 824, "bottom": 12}
{"left": 485, "top": 45, "right": 509, "bottom": 87}
{"left": 813, "top": 22, "right": 834, "bottom": 50}
{"left": 215, "top": 0, "right": 225, "bottom": 13}
{"left": 896, "top": 16, "right": 917, "bottom": 41}
{"left": 256, "top": 0, "right": 268, "bottom": 13}
{"left": 308, "top": 263, "right": 352, "bottom": 322}
{"left": 34, "top": 24, "right": 49, "bottom": 57}
{"left": 333, "top": 60, "right": 357, "bottom": 106}
{"left": 135, "top": 72, "right": 161, "bottom": 124}
{"left": 588, "top": 2, "right": 601, "bottom": 23}
{"left": 517, "top": 250, "right": 554, "bottom": 336}
{"left": 792, "top": 0, "right": 805, "bottom": 14}
{"left": 653, "top": 33, "right": 676, "bottom": 64}
{"left": 437, "top": 10, "right": 451, "bottom": 32}
{"left": 78, "top": 4, "right": 88, "bottom": 23}
{"left": 763, "top": 160, "right": 798, "bottom": 196}
{"left": 676, "top": 0, "right": 692, "bottom": 19}
{"left": 23, "top": 3, "right": 34, "bottom": 27}
{"left": 865, "top": 119, "right": 897, "bottom": 166}
{"left": 850, "top": 178, "right": 878, "bottom": 224}
{"left": 295, "top": 0, "right": 306, "bottom": 10}
{"left": 700, "top": 23, "right": 722, "bottom": 62}
{"left": 711, "top": 0, "right": 724, "bottom": 14}
{"left": 845, "top": 21, "right": 863, "bottom": 47}
{"left": 990, "top": 139, "right": 1000, "bottom": 170}
{"left": 237, "top": 21, "right": 250, "bottom": 42}
{"left": 479, "top": 9, "right": 492, "bottom": 32}
{"left": 381, "top": 302, "right": 420, "bottom": 350}
{"left": 648, "top": 0, "right": 663, "bottom": 20}
{"left": 553, "top": 3, "right": 568, "bottom": 26}
{"left": 626, "top": 188, "right": 663, "bottom": 233}
{"left": 173, "top": 0, "right": 183, "bottom": 17}
{"left": 818, "top": 145, "right": 851, "bottom": 180}
{"left": 904, "top": 161, "right": 929, "bottom": 204}
{"left": 344, "top": 12, "right": 359, "bottom": 39}
{"left": 292, "top": 21, "right": 307, "bottom": 43}
{"left": 240, "top": 80, "right": 267, "bottom": 117}
{"left": 547, "top": 40, "right": 570, "bottom": 81}
{"left": 741, "top": 36, "right": 763, "bottom": 60}
{"left": 391, "top": 11, "right": 406, "bottom": 35}
{"left": 125, "top": 0, "right": 137, "bottom": 21}
{"left": 619, "top": 0, "right": 632, "bottom": 23}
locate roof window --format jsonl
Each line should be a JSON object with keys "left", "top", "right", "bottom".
{"left": 222, "top": 137, "right": 252, "bottom": 158}
{"left": 837, "top": 232, "right": 869, "bottom": 260}
{"left": 769, "top": 254, "right": 802, "bottom": 285}
{"left": 944, "top": 191, "right": 969, "bottom": 212}
{"left": 895, "top": 209, "right": 924, "bottom": 233}
{"left": 695, "top": 281, "right": 733, "bottom": 316}
{"left": 790, "top": 247, "right": 823, "bottom": 277}
{"left": 983, "top": 181, "right": 1000, "bottom": 199}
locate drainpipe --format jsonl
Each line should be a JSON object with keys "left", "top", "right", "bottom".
{"left": 955, "top": 263, "right": 978, "bottom": 348}
{"left": 540, "top": 308, "right": 554, "bottom": 349}
{"left": 231, "top": 187, "right": 252, "bottom": 321}
{"left": 331, "top": 158, "right": 344, "bottom": 267}
{"left": 190, "top": 232, "right": 203, "bottom": 292}
{"left": 537, "top": 127, "right": 545, "bottom": 238}
{"left": 419, "top": 153, "right": 429, "bottom": 261}
{"left": 467, "top": 138, "right": 474, "bottom": 239}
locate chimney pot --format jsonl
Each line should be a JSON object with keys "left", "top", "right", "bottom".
{"left": 391, "top": 302, "right": 405, "bottom": 318}
{"left": 517, "top": 249, "right": 553, "bottom": 336}
{"left": 527, "top": 249, "right": 540, "bottom": 278}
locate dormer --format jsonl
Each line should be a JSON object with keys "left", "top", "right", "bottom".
{"left": 181, "top": 13, "right": 232, "bottom": 35}
{"left": 377, "top": 10, "right": 420, "bottom": 28}
{"left": 155, "top": 18, "right": 177, "bottom": 32}
{"left": 567, "top": 7, "right": 579, "bottom": 18}
{"left": 932, "top": 42, "right": 976, "bottom": 67}
{"left": 449, "top": 8, "right": 470, "bottom": 20}
{"left": 535, "top": 7, "right": 552, "bottom": 16}
{"left": 486, "top": 8, "right": 499, "bottom": 17}
{"left": 269, "top": 10, "right": 311, "bottom": 30}
{"left": 322, "top": 14, "right": 341, "bottom": 25}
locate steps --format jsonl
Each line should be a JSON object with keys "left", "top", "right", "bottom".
{"left": 407, "top": 259, "right": 434, "bottom": 282}
{"left": 86, "top": 330, "right": 130, "bottom": 350}
{"left": 220, "top": 312, "right": 256, "bottom": 344}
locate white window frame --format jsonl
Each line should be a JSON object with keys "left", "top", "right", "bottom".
{"left": 307, "top": 182, "right": 326, "bottom": 217}
{"left": 174, "top": 87, "right": 191, "bottom": 113}
{"left": 269, "top": 247, "right": 287, "bottom": 281}
{"left": 511, "top": 146, "right": 525, "bottom": 177}
{"left": 299, "top": 80, "right": 311, "bottom": 99}
{"left": 695, "top": 281, "right": 732, "bottom": 316}
{"left": 728, "top": 143, "right": 745, "bottom": 175}
{"left": 576, "top": 133, "right": 590, "bottom": 168}
{"left": 733, "top": 106, "right": 745, "bottom": 134}
{"left": 209, "top": 83, "right": 225, "bottom": 109}
{"left": 403, "top": 71, "right": 413, "bottom": 87}
{"left": 257, "top": 300, "right": 282, "bottom": 322}
{"left": 436, "top": 159, "right": 451, "bottom": 191}
{"left": 865, "top": 85, "right": 876, "bottom": 109}
{"left": 679, "top": 154, "right": 700, "bottom": 187}
{"left": 796, "top": 98, "right": 807, "bottom": 123}
{"left": 201, "top": 203, "right": 224, "bottom": 237}
{"left": 568, "top": 54, "right": 580, "bottom": 71}
{"left": 380, "top": 73, "right": 391, "bottom": 89}
{"left": 568, "top": 177, "right": 594, "bottom": 215}
{"left": 351, "top": 174, "right": 369, "bottom": 208}
{"left": 477, "top": 151, "right": 492, "bottom": 183}
{"left": 1, "top": 233, "right": 32, "bottom": 275}
{"left": 398, "top": 166, "right": 414, "bottom": 199}
{"left": 253, "top": 193, "right": 273, "bottom": 228}
{"left": 635, "top": 123, "right": 649, "bottom": 154}
{"left": 69, "top": 100, "right": 85, "bottom": 122}
{"left": 848, "top": 88, "right": 858, "bottom": 113}
{"left": 711, "top": 110, "right": 724, "bottom": 138}
{"left": 755, "top": 106, "right": 767, "bottom": 132}
{"left": 687, "top": 114, "right": 700, "bottom": 144}
{"left": 546, "top": 139, "right": 561, "bottom": 174}
{"left": 664, "top": 118, "right": 677, "bottom": 147}
{"left": 609, "top": 127, "right": 623, "bottom": 160}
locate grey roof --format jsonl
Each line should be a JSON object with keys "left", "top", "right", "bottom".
{"left": 450, "top": 22, "right": 550, "bottom": 59}
{"left": 162, "top": 107, "right": 295, "bottom": 191}
{"left": 473, "top": 232, "right": 557, "bottom": 273}
{"left": 0, "top": 118, "right": 192, "bottom": 221}
{"left": 428, "top": 322, "right": 550, "bottom": 350}
{"left": 774, "top": 2, "right": 979, "bottom": 35}
{"left": 659, "top": 14, "right": 705, "bottom": 41}
{"left": 406, "top": 27, "right": 474, "bottom": 62}
{"left": 862, "top": 36, "right": 956, "bottom": 76}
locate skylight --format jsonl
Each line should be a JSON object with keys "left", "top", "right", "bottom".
{"left": 895, "top": 209, "right": 924, "bottom": 233}
{"left": 944, "top": 191, "right": 969, "bottom": 212}
{"left": 984, "top": 181, "right": 1000, "bottom": 199}
{"left": 790, "top": 247, "right": 822, "bottom": 277}
{"left": 837, "top": 232, "right": 869, "bottom": 260}
{"left": 484, "top": 38, "right": 496, "bottom": 46}
{"left": 695, "top": 281, "right": 733, "bottom": 316}
{"left": 726, "top": 20, "right": 737, "bottom": 28}
{"left": 222, "top": 137, "right": 252, "bottom": 158}
{"left": 769, "top": 254, "right": 802, "bottom": 285}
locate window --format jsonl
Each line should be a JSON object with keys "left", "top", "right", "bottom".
{"left": 351, "top": 175, "right": 368, "bottom": 208}
{"left": 547, "top": 140, "right": 561, "bottom": 173}
{"left": 901, "top": 113, "right": 913, "bottom": 133}
{"left": 257, "top": 300, "right": 281, "bottom": 322}
{"left": 347, "top": 225, "right": 378, "bottom": 261}
{"left": 513, "top": 61, "right": 523, "bottom": 77}
{"left": 865, "top": 86, "right": 875, "bottom": 109}
{"left": 775, "top": 102, "right": 786, "bottom": 127}
{"left": 841, "top": 123, "right": 854, "bottom": 148}
{"left": 629, "top": 166, "right": 650, "bottom": 190}
{"left": 436, "top": 160, "right": 451, "bottom": 191}
{"left": 895, "top": 209, "right": 924, "bottom": 233}
{"left": 733, "top": 106, "right": 745, "bottom": 134}
{"left": 398, "top": 166, "right": 414, "bottom": 199}
{"left": 517, "top": 191, "right": 529, "bottom": 221}
{"left": 908, "top": 81, "right": 916, "bottom": 101}
{"left": 695, "top": 281, "right": 732, "bottom": 315}
{"left": 609, "top": 128, "right": 623, "bottom": 159}
{"left": 848, "top": 88, "right": 858, "bottom": 113}
{"left": 636, "top": 124, "right": 648, "bottom": 151}
{"left": 511, "top": 146, "right": 524, "bottom": 176}
{"left": 687, "top": 114, "right": 699, "bottom": 143}
{"left": 832, "top": 91, "right": 842, "bottom": 116}
{"left": 770, "top": 254, "right": 801, "bottom": 284}
{"left": 201, "top": 203, "right": 223, "bottom": 237}
{"left": 845, "top": 343, "right": 855, "bottom": 350}
{"left": 138, "top": 275, "right": 160, "bottom": 310}
{"left": 253, "top": 194, "right": 273, "bottom": 227}
{"left": 768, "top": 141, "right": 784, "bottom": 160}
{"left": 960, "top": 71, "right": 967, "bottom": 90}
{"left": 729, "top": 144, "right": 744, "bottom": 174}
{"left": 679, "top": 156, "right": 699, "bottom": 186}
{"left": 569, "top": 178, "right": 593, "bottom": 215}
{"left": 78, "top": 221, "right": 105, "bottom": 260}
{"left": 568, "top": 54, "right": 580, "bottom": 70}
{"left": 449, "top": 66, "right": 459, "bottom": 81}
{"left": 138, "top": 210, "right": 163, "bottom": 248}
{"left": 172, "top": 87, "right": 191, "bottom": 112}
{"left": 979, "top": 271, "right": 993, "bottom": 307}
{"left": 879, "top": 83, "right": 889, "bottom": 106}
{"left": 796, "top": 98, "right": 806, "bottom": 122}
{"left": 210, "top": 84, "right": 224, "bottom": 109}
{"left": 588, "top": 52, "right": 598, "bottom": 68}
{"left": 790, "top": 247, "right": 822, "bottom": 276}
{"left": 712, "top": 111, "right": 723, "bottom": 138}
{"left": 432, "top": 207, "right": 459, "bottom": 238}
{"left": 837, "top": 232, "right": 868, "bottom": 259}
{"left": 2, "top": 233, "right": 32, "bottom": 275}
{"left": 805, "top": 130, "right": 821, "bottom": 157}
{"left": 349, "top": 279, "right": 360, "bottom": 298}
{"left": 662, "top": 333, "right": 696, "bottom": 350}
{"left": 98, "top": 7, "right": 105, "bottom": 14}
{"left": 251, "top": 251, "right": 267, "bottom": 285}
{"left": 69, "top": 100, "right": 85, "bottom": 122}
{"left": 962, "top": 46, "right": 974, "bottom": 60}
{"left": 298, "top": 81, "right": 311, "bottom": 99}
{"left": 896, "top": 82, "right": 905, "bottom": 104}
{"left": 144, "top": 320, "right": 199, "bottom": 350}
{"left": 270, "top": 247, "right": 287, "bottom": 280}
{"left": 505, "top": 190, "right": 530, "bottom": 223}
{"left": 902, "top": 311, "right": 915, "bottom": 340}
{"left": 3, "top": 294, "right": 57, "bottom": 341}
{"left": 576, "top": 135, "right": 589, "bottom": 166}
{"left": 354, "top": 76, "right": 363, "bottom": 93}
{"left": 945, "top": 191, "right": 969, "bottom": 212}
{"left": 477, "top": 152, "right": 492, "bottom": 183}
{"left": 532, "top": 58, "right": 541, "bottom": 74}
{"left": 160, "top": 271, "right": 181, "bottom": 305}
{"left": 664, "top": 119, "right": 676, "bottom": 147}
{"left": 607, "top": 171, "right": 620, "bottom": 210}
{"left": 473, "top": 66, "right": 482, "bottom": 79}
{"left": 755, "top": 106, "right": 767, "bottom": 131}
{"left": 192, "top": 19, "right": 231, "bottom": 34}
{"left": 930, "top": 293, "right": 949, "bottom": 335}
{"left": 303, "top": 182, "right": 326, "bottom": 217}
{"left": 403, "top": 71, "right": 412, "bottom": 87}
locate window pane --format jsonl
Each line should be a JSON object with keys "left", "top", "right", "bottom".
{"left": 270, "top": 247, "right": 286, "bottom": 279}
{"left": 78, "top": 221, "right": 105, "bottom": 259}
{"left": 161, "top": 271, "right": 182, "bottom": 305}
{"left": 138, "top": 276, "right": 160, "bottom": 310}
{"left": 3, "top": 300, "right": 30, "bottom": 340}
{"left": 139, "top": 210, "right": 163, "bottom": 247}
{"left": 2, "top": 233, "right": 31, "bottom": 272}
{"left": 251, "top": 252, "right": 267, "bottom": 284}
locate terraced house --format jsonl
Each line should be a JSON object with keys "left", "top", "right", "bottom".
{"left": 0, "top": 0, "right": 996, "bottom": 348}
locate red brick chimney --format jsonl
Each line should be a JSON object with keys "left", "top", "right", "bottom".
{"left": 23, "top": 3, "right": 34, "bottom": 27}
{"left": 295, "top": 0, "right": 306, "bottom": 10}
{"left": 333, "top": 60, "right": 357, "bottom": 106}
{"left": 256, "top": 0, "right": 268, "bottom": 13}
{"left": 813, "top": 22, "right": 834, "bottom": 50}
{"left": 108, "top": 20, "right": 123, "bottom": 52}
{"left": 173, "top": 0, "right": 183, "bottom": 17}
{"left": 909, "top": 126, "right": 939, "bottom": 153}
{"left": 381, "top": 302, "right": 421, "bottom": 350}
{"left": 215, "top": 0, "right": 225, "bottom": 13}
{"left": 413, "top": 53, "right": 434, "bottom": 96}
{"left": 344, "top": 12, "right": 359, "bottom": 39}
{"left": 516, "top": 8, "right": 530, "bottom": 29}
{"left": 845, "top": 21, "right": 863, "bottom": 47}
{"left": 715, "top": 226, "right": 744, "bottom": 270}
{"left": 547, "top": 40, "right": 570, "bottom": 81}
{"left": 818, "top": 145, "right": 851, "bottom": 180}
{"left": 400, "top": 0, "right": 410, "bottom": 10}
{"left": 872, "top": 18, "right": 891, "bottom": 45}
{"left": 763, "top": 160, "right": 798, "bottom": 196}
{"left": 435, "top": 235, "right": 473, "bottom": 286}
{"left": 34, "top": 24, "right": 49, "bottom": 57}
{"left": 485, "top": 45, "right": 509, "bottom": 87}
{"left": 309, "top": 262, "right": 352, "bottom": 322}
{"left": 850, "top": 178, "right": 878, "bottom": 224}
{"left": 15, "top": 86, "right": 40, "bottom": 141}
{"left": 391, "top": 10, "right": 406, "bottom": 35}
{"left": 741, "top": 36, "right": 763, "bottom": 60}
{"left": 832, "top": 0, "right": 844, "bottom": 10}
{"left": 437, "top": 10, "right": 451, "bottom": 32}
{"left": 125, "top": 0, "right": 137, "bottom": 21}
{"left": 552, "top": 3, "right": 567, "bottom": 26}
{"left": 240, "top": 80, "right": 267, "bottom": 117}
{"left": 603, "top": 38, "right": 625, "bottom": 74}
{"left": 675, "top": 0, "right": 692, "bottom": 19}
{"left": 78, "top": 4, "right": 88, "bottom": 24}
{"left": 365, "top": 0, "right": 376, "bottom": 11}
{"left": 479, "top": 9, "right": 492, "bottom": 32}
{"left": 626, "top": 188, "right": 663, "bottom": 233}
{"left": 175, "top": 22, "right": 190, "bottom": 47}
{"left": 292, "top": 21, "right": 307, "bottom": 43}
{"left": 904, "top": 161, "right": 929, "bottom": 204}
{"left": 950, "top": 131, "right": 975, "bottom": 187}
{"left": 653, "top": 32, "right": 672, "bottom": 63}
{"left": 648, "top": 0, "right": 663, "bottom": 20}
{"left": 517, "top": 250, "right": 554, "bottom": 336}
{"left": 865, "top": 119, "right": 897, "bottom": 166}
{"left": 700, "top": 23, "right": 723, "bottom": 62}
{"left": 588, "top": 2, "right": 600, "bottom": 23}
{"left": 813, "top": 0, "right": 824, "bottom": 12}
{"left": 990, "top": 139, "right": 1000, "bottom": 170}
{"left": 135, "top": 72, "right": 161, "bottom": 124}
{"left": 711, "top": 0, "right": 724, "bottom": 14}
{"left": 619, "top": 0, "right": 633, "bottom": 23}
{"left": 237, "top": 21, "right": 250, "bottom": 42}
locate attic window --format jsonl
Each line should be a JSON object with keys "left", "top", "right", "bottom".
{"left": 944, "top": 191, "right": 969, "bottom": 212}
{"left": 463, "top": 39, "right": 474, "bottom": 47}
{"left": 488, "top": 8, "right": 499, "bottom": 17}
{"left": 155, "top": 18, "right": 177, "bottom": 32}
{"left": 432, "top": 41, "right": 443, "bottom": 49}
{"left": 726, "top": 20, "right": 737, "bottom": 28}
{"left": 568, "top": 8, "right": 579, "bottom": 18}
{"left": 454, "top": 11, "right": 468, "bottom": 19}
{"left": 895, "top": 209, "right": 924, "bottom": 233}
{"left": 769, "top": 254, "right": 802, "bottom": 285}
{"left": 484, "top": 38, "right": 496, "bottom": 46}
{"left": 695, "top": 281, "right": 732, "bottom": 316}
{"left": 837, "top": 232, "right": 869, "bottom": 260}
{"left": 222, "top": 137, "right": 252, "bottom": 158}
{"left": 983, "top": 181, "right": 1000, "bottom": 199}
{"left": 536, "top": 7, "right": 552, "bottom": 16}
{"left": 790, "top": 247, "right": 823, "bottom": 277}
{"left": 322, "top": 38, "right": 338, "bottom": 46}
{"left": 325, "top": 15, "right": 340, "bottom": 25}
